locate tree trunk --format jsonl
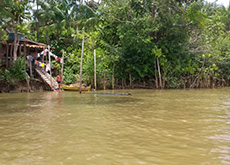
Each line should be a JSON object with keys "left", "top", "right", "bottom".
{"left": 222, "top": 77, "right": 225, "bottom": 87}
{"left": 116, "top": 79, "right": 118, "bottom": 88}
{"left": 10, "top": 44, "right": 13, "bottom": 66}
{"left": 155, "top": 59, "right": 159, "bottom": 89}
{"left": 163, "top": 79, "right": 165, "bottom": 89}
{"left": 190, "top": 58, "right": 206, "bottom": 88}
{"left": 129, "top": 72, "right": 132, "bottom": 88}
{"left": 36, "top": 23, "right": 39, "bottom": 41}
{"left": 23, "top": 42, "right": 26, "bottom": 69}
{"left": 74, "top": 26, "right": 79, "bottom": 42}
{"left": 19, "top": 44, "right": 21, "bottom": 56}
{"left": 181, "top": 0, "right": 190, "bottom": 21}
{"left": 36, "top": 0, "right": 39, "bottom": 41}
{"left": 188, "top": 77, "right": 191, "bottom": 87}
{"left": 6, "top": 43, "right": 9, "bottom": 68}
{"left": 94, "top": 49, "right": 97, "bottom": 91}
{"left": 56, "top": 28, "right": 59, "bottom": 41}
{"left": 25, "top": 73, "right": 31, "bottom": 92}
{"left": 156, "top": 57, "right": 162, "bottom": 88}
{"left": 212, "top": 78, "right": 215, "bottom": 88}
{"left": 122, "top": 78, "right": 124, "bottom": 89}
{"left": 184, "top": 80, "right": 186, "bottom": 89}
{"left": 79, "top": 28, "right": 85, "bottom": 93}
{"left": 208, "top": 77, "right": 210, "bottom": 88}
{"left": 13, "top": 32, "right": 18, "bottom": 61}
{"left": 200, "top": 78, "right": 203, "bottom": 88}
{"left": 112, "top": 63, "right": 115, "bottom": 89}
{"left": 103, "top": 73, "right": 106, "bottom": 90}
{"left": 46, "top": 28, "right": 49, "bottom": 45}
{"left": 152, "top": 3, "right": 156, "bottom": 19}
{"left": 13, "top": 19, "right": 19, "bottom": 61}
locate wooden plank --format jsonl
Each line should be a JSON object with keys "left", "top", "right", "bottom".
{"left": 6, "top": 43, "right": 9, "bottom": 68}
{"left": 35, "top": 68, "right": 58, "bottom": 90}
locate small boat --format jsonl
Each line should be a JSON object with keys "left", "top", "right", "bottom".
{"left": 62, "top": 84, "right": 91, "bottom": 91}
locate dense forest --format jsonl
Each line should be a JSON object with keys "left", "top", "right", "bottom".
{"left": 1, "top": 0, "right": 230, "bottom": 89}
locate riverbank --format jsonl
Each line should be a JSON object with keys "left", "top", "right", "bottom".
{"left": 1, "top": 77, "right": 229, "bottom": 93}
{"left": 0, "top": 79, "right": 51, "bottom": 93}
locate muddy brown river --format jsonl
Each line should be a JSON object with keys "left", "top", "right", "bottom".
{"left": 0, "top": 89, "right": 230, "bottom": 164}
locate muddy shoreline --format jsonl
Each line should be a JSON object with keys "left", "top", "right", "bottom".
{"left": 0, "top": 79, "right": 51, "bottom": 93}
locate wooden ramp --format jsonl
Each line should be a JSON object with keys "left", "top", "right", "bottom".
{"left": 35, "top": 68, "right": 59, "bottom": 91}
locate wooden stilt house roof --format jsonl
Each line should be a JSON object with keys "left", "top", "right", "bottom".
{"left": 1, "top": 38, "right": 53, "bottom": 50}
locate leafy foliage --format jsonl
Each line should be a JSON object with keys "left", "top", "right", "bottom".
{"left": 11, "top": 57, "right": 26, "bottom": 81}
{"left": 2, "top": 0, "right": 230, "bottom": 88}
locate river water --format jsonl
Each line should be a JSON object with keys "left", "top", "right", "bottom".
{"left": 0, "top": 89, "right": 230, "bottom": 165}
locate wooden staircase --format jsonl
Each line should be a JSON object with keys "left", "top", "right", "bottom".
{"left": 35, "top": 67, "right": 59, "bottom": 91}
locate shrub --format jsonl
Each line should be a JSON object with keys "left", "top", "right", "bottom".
{"left": 63, "top": 67, "right": 76, "bottom": 84}
{"left": 10, "top": 57, "right": 26, "bottom": 81}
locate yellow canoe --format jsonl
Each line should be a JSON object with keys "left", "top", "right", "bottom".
{"left": 62, "top": 85, "right": 91, "bottom": 91}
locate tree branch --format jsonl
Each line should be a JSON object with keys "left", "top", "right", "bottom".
{"left": 181, "top": 0, "right": 191, "bottom": 21}
{"left": 190, "top": 57, "right": 206, "bottom": 88}
{"left": 114, "top": 17, "right": 133, "bottom": 24}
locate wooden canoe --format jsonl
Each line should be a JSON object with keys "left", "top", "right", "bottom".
{"left": 62, "top": 85, "right": 91, "bottom": 91}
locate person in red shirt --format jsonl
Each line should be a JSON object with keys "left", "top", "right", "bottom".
{"left": 56, "top": 74, "right": 62, "bottom": 90}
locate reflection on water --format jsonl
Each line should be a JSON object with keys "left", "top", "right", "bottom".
{"left": 0, "top": 89, "right": 230, "bottom": 164}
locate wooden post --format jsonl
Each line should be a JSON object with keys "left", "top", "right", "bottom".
{"left": 48, "top": 45, "right": 52, "bottom": 88}
{"left": 94, "top": 49, "right": 96, "bottom": 91}
{"left": 112, "top": 63, "right": 115, "bottom": 89}
{"left": 45, "top": 47, "right": 47, "bottom": 72}
{"left": 28, "top": 48, "right": 33, "bottom": 74}
{"left": 10, "top": 44, "right": 13, "bottom": 67}
{"left": 23, "top": 42, "right": 26, "bottom": 60}
{"left": 61, "top": 50, "right": 64, "bottom": 90}
{"left": 29, "top": 59, "right": 32, "bottom": 77}
{"left": 23, "top": 43, "right": 27, "bottom": 72}
{"left": 6, "top": 43, "right": 9, "bottom": 68}
{"left": 42, "top": 47, "right": 45, "bottom": 63}
{"left": 79, "top": 28, "right": 85, "bottom": 94}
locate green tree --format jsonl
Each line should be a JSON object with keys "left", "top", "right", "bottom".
{"left": 1, "top": 0, "right": 31, "bottom": 61}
